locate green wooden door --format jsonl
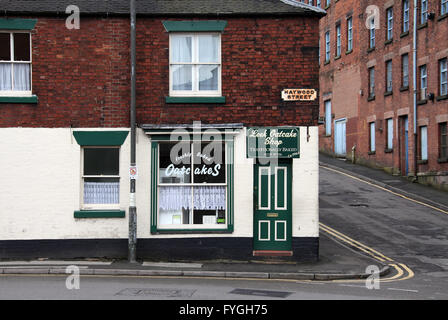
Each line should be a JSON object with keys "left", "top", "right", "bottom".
{"left": 253, "top": 161, "right": 292, "bottom": 251}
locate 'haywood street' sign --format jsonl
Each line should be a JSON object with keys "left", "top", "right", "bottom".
{"left": 247, "top": 127, "right": 300, "bottom": 158}
{"left": 281, "top": 88, "right": 317, "bottom": 101}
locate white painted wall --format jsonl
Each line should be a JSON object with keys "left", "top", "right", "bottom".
{"left": 0, "top": 127, "right": 318, "bottom": 240}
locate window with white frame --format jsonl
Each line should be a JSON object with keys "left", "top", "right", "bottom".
{"left": 402, "top": 54, "right": 409, "bottom": 88}
{"left": 82, "top": 147, "right": 120, "bottom": 209}
{"left": 442, "top": 0, "right": 448, "bottom": 15}
{"left": 347, "top": 17, "right": 353, "bottom": 52}
{"left": 386, "top": 118, "right": 394, "bottom": 150}
{"left": 386, "top": 60, "right": 393, "bottom": 93}
{"left": 169, "top": 33, "right": 221, "bottom": 97}
{"left": 421, "top": 0, "right": 428, "bottom": 24}
{"left": 369, "top": 18, "right": 376, "bottom": 49}
{"left": 420, "top": 126, "right": 428, "bottom": 161}
{"left": 386, "top": 7, "right": 394, "bottom": 41}
{"left": 420, "top": 64, "right": 427, "bottom": 100}
{"left": 370, "top": 122, "right": 376, "bottom": 152}
{"left": 325, "top": 100, "right": 332, "bottom": 135}
{"left": 157, "top": 141, "right": 227, "bottom": 228}
{"left": 369, "top": 67, "right": 375, "bottom": 98}
{"left": 440, "top": 58, "right": 448, "bottom": 96}
{"left": 336, "top": 24, "right": 341, "bottom": 57}
{"left": 0, "top": 32, "right": 31, "bottom": 95}
{"left": 403, "top": 0, "right": 410, "bottom": 33}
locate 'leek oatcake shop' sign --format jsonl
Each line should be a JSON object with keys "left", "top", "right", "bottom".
{"left": 247, "top": 127, "right": 300, "bottom": 158}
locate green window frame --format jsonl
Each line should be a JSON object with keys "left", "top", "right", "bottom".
{"left": 72, "top": 131, "right": 129, "bottom": 219}
{"left": 149, "top": 135, "right": 234, "bottom": 234}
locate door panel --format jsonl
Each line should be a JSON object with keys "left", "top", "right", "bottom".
{"left": 254, "top": 161, "right": 292, "bottom": 251}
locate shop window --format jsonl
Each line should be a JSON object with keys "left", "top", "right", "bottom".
{"left": 420, "top": 126, "right": 428, "bottom": 161}
{"left": 155, "top": 141, "right": 231, "bottom": 230}
{"left": 169, "top": 33, "right": 221, "bottom": 97}
{"left": 325, "top": 100, "right": 332, "bottom": 136}
{"left": 386, "top": 118, "right": 394, "bottom": 150}
{"left": 82, "top": 147, "right": 120, "bottom": 209}
{"left": 0, "top": 32, "right": 31, "bottom": 95}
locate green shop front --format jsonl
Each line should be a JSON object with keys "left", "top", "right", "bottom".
{"left": 139, "top": 124, "right": 319, "bottom": 262}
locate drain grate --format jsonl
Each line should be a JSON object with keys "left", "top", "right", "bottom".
{"left": 229, "top": 288, "right": 292, "bottom": 298}
{"left": 116, "top": 288, "right": 196, "bottom": 298}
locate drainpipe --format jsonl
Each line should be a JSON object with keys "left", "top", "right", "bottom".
{"left": 412, "top": 0, "right": 418, "bottom": 182}
{"left": 128, "top": 0, "right": 137, "bottom": 263}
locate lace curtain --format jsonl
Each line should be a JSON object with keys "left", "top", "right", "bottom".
{"left": 159, "top": 186, "right": 226, "bottom": 211}
{"left": 0, "top": 63, "right": 30, "bottom": 91}
{"left": 84, "top": 182, "right": 120, "bottom": 204}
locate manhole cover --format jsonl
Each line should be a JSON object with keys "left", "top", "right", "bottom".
{"left": 116, "top": 288, "right": 196, "bottom": 298}
{"left": 229, "top": 288, "right": 292, "bottom": 298}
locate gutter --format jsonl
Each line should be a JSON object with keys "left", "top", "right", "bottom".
{"left": 412, "top": 0, "right": 418, "bottom": 181}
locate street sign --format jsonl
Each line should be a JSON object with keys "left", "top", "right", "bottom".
{"left": 281, "top": 88, "right": 317, "bottom": 101}
{"left": 130, "top": 166, "right": 138, "bottom": 180}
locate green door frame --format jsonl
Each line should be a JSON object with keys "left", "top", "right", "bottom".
{"left": 253, "top": 159, "right": 292, "bottom": 251}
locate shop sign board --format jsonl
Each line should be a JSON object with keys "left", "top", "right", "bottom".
{"left": 247, "top": 127, "right": 300, "bottom": 159}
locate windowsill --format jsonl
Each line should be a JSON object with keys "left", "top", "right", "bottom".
{"left": 324, "top": 60, "right": 331, "bottom": 65}
{"left": 384, "top": 39, "right": 393, "bottom": 46}
{"left": 0, "top": 95, "right": 38, "bottom": 104}
{"left": 152, "top": 228, "right": 233, "bottom": 235}
{"left": 417, "top": 99, "right": 428, "bottom": 105}
{"left": 334, "top": 55, "right": 341, "bottom": 60}
{"left": 400, "top": 31, "right": 409, "bottom": 38}
{"left": 437, "top": 158, "right": 448, "bottom": 164}
{"left": 346, "top": 49, "right": 353, "bottom": 55}
{"left": 367, "top": 95, "right": 376, "bottom": 101}
{"left": 367, "top": 47, "right": 375, "bottom": 53}
{"left": 384, "top": 148, "right": 393, "bottom": 154}
{"left": 436, "top": 95, "right": 448, "bottom": 101}
{"left": 417, "top": 22, "right": 428, "bottom": 30}
{"left": 438, "top": 13, "right": 448, "bottom": 22}
{"left": 418, "top": 160, "right": 428, "bottom": 165}
{"left": 400, "top": 86, "right": 409, "bottom": 92}
{"left": 165, "top": 96, "right": 226, "bottom": 104}
{"left": 384, "top": 91, "right": 393, "bottom": 97}
{"left": 324, "top": 134, "right": 332, "bottom": 137}
{"left": 368, "top": 151, "right": 376, "bottom": 155}
{"left": 74, "top": 210, "right": 125, "bottom": 219}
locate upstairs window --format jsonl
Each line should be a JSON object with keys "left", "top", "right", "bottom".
{"left": 347, "top": 17, "right": 353, "bottom": 52}
{"left": 386, "top": 60, "right": 393, "bottom": 93}
{"left": 368, "top": 67, "right": 375, "bottom": 99}
{"left": 386, "top": 7, "right": 394, "bottom": 41}
{"left": 335, "top": 24, "right": 341, "bottom": 57}
{"left": 169, "top": 33, "right": 221, "bottom": 97}
{"left": 325, "top": 31, "right": 330, "bottom": 62}
{"left": 440, "top": 58, "right": 448, "bottom": 96}
{"left": 369, "top": 18, "right": 376, "bottom": 49}
{"left": 442, "top": 0, "right": 448, "bottom": 15}
{"left": 421, "top": 0, "right": 428, "bottom": 24}
{"left": 402, "top": 54, "right": 409, "bottom": 88}
{"left": 403, "top": 0, "right": 410, "bottom": 33}
{"left": 0, "top": 32, "right": 31, "bottom": 95}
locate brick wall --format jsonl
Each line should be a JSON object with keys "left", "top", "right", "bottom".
{"left": 0, "top": 16, "right": 321, "bottom": 128}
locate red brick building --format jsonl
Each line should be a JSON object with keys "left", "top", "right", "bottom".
{"left": 0, "top": 1, "right": 325, "bottom": 261}
{"left": 317, "top": 0, "right": 448, "bottom": 191}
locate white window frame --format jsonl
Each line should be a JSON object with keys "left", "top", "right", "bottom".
{"left": 347, "top": 17, "right": 353, "bottom": 52}
{"left": 0, "top": 31, "right": 32, "bottom": 97}
{"left": 420, "top": 126, "right": 428, "bottom": 161}
{"left": 325, "top": 100, "right": 332, "bottom": 135}
{"left": 370, "top": 122, "right": 376, "bottom": 152}
{"left": 387, "top": 7, "right": 394, "bottom": 40}
{"left": 81, "top": 146, "right": 121, "bottom": 210}
{"left": 403, "top": 0, "right": 410, "bottom": 33}
{"left": 369, "top": 18, "right": 376, "bottom": 49}
{"left": 336, "top": 24, "right": 341, "bottom": 57}
{"left": 386, "top": 60, "right": 393, "bottom": 92}
{"left": 420, "top": 64, "right": 427, "bottom": 100}
{"left": 157, "top": 141, "right": 228, "bottom": 230}
{"left": 169, "top": 33, "right": 222, "bottom": 97}
{"left": 440, "top": 58, "right": 448, "bottom": 96}
{"left": 386, "top": 118, "right": 394, "bottom": 150}
{"left": 442, "top": 0, "right": 448, "bottom": 15}
{"left": 421, "top": 0, "right": 428, "bottom": 24}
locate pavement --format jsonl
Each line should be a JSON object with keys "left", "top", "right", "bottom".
{"left": 4, "top": 153, "right": 447, "bottom": 281}
{"left": 0, "top": 232, "right": 388, "bottom": 281}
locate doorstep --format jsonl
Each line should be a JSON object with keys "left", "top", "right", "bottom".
{"left": 252, "top": 250, "right": 293, "bottom": 257}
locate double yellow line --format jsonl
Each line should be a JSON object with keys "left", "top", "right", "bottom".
{"left": 320, "top": 222, "right": 414, "bottom": 282}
